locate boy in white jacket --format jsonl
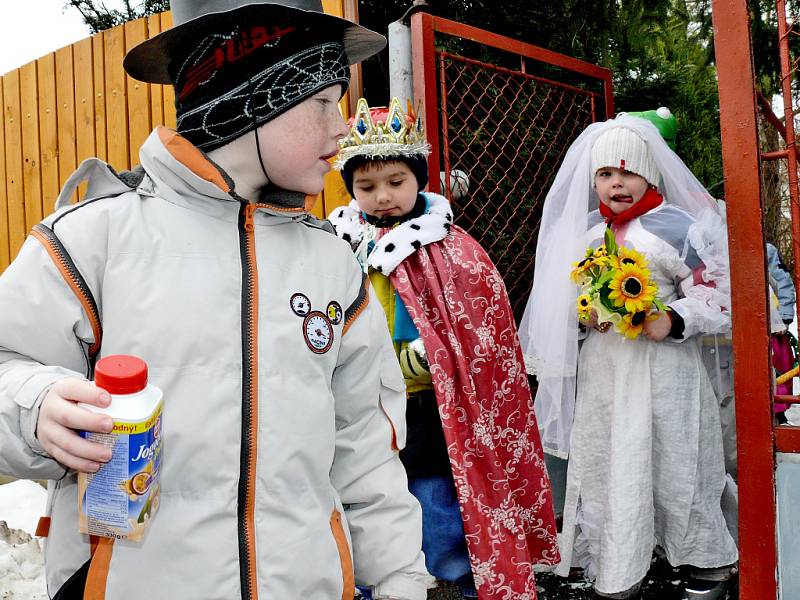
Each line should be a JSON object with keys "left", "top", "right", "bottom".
{"left": 0, "top": 1, "right": 430, "bottom": 598}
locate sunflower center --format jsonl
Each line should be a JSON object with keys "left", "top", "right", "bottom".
{"left": 631, "top": 311, "right": 646, "bottom": 326}
{"left": 580, "top": 298, "right": 589, "bottom": 307}
{"left": 621, "top": 257, "right": 636, "bottom": 265}
{"left": 622, "top": 276, "right": 643, "bottom": 297}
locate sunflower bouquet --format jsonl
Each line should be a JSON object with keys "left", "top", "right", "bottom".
{"left": 570, "top": 228, "right": 667, "bottom": 339}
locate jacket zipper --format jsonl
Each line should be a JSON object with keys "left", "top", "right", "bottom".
{"left": 238, "top": 202, "right": 260, "bottom": 600}
{"left": 30, "top": 224, "right": 102, "bottom": 371}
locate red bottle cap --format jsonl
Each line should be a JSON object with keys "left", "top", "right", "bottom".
{"left": 94, "top": 355, "right": 148, "bottom": 395}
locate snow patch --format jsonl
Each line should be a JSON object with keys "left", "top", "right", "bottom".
{"left": 0, "top": 481, "right": 48, "bottom": 599}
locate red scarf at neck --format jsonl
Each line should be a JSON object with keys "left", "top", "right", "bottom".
{"left": 599, "top": 186, "right": 663, "bottom": 225}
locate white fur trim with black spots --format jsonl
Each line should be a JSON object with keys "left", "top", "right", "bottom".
{"left": 327, "top": 192, "right": 453, "bottom": 274}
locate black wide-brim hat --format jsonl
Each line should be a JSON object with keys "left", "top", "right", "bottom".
{"left": 124, "top": 0, "right": 386, "bottom": 84}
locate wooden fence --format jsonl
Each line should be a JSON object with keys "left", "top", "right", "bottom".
{"left": 0, "top": 3, "right": 354, "bottom": 274}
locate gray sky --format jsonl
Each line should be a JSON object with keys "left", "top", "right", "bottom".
{"left": 0, "top": 0, "right": 125, "bottom": 76}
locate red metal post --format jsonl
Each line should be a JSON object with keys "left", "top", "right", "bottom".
{"left": 711, "top": 2, "right": 777, "bottom": 598}
{"left": 411, "top": 11, "right": 442, "bottom": 194}
{"left": 429, "top": 16, "right": 612, "bottom": 82}
{"left": 603, "top": 76, "right": 615, "bottom": 119}
{"left": 776, "top": 426, "right": 800, "bottom": 452}
{"left": 438, "top": 54, "right": 452, "bottom": 201}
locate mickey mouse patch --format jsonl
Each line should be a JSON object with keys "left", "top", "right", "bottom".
{"left": 327, "top": 301, "right": 343, "bottom": 325}
{"left": 290, "top": 293, "right": 336, "bottom": 354}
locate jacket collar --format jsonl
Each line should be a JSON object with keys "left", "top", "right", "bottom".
{"left": 139, "top": 127, "right": 317, "bottom": 220}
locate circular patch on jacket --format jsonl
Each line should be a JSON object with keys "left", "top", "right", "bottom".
{"left": 290, "top": 293, "right": 311, "bottom": 317}
{"left": 327, "top": 301, "right": 343, "bottom": 325}
{"left": 303, "top": 311, "right": 334, "bottom": 354}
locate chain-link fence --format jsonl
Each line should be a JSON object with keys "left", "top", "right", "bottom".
{"left": 438, "top": 52, "right": 603, "bottom": 319}
{"left": 413, "top": 15, "right": 613, "bottom": 321}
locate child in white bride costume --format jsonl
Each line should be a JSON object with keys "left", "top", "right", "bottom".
{"left": 519, "top": 115, "right": 737, "bottom": 599}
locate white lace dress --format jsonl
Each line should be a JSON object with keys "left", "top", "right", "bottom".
{"left": 555, "top": 204, "right": 739, "bottom": 595}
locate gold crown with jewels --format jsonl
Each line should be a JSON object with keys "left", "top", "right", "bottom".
{"left": 334, "top": 97, "right": 431, "bottom": 170}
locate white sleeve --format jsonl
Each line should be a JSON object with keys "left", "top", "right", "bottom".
{"left": 668, "top": 209, "right": 731, "bottom": 340}
{"left": 330, "top": 278, "right": 430, "bottom": 600}
{"left": 0, "top": 236, "right": 94, "bottom": 479}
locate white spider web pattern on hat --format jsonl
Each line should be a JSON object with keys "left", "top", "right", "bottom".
{"left": 177, "top": 41, "right": 349, "bottom": 149}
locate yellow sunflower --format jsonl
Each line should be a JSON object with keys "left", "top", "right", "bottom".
{"left": 570, "top": 255, "right": 608, "bottom": 283}
{"left": 576, "top": 294, "right": 593, "bottom": 320}
{"left": 609, "top": 246, "right": 648, "bottom": 270}
{"left": 615, "top": 310, "right": 658, "bottom": 339}
{"left": 608, "top": 263, "right": 657, "bottom": 313}
{"left": 592, "top": 245, "right": 608, "bottom": 258}
{"left": 570, "top": 257, "right": 592, "bottom": 282}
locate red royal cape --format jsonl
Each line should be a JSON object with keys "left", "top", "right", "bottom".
{"left": 390, "top": 225, "right": 560, "bottom": 600}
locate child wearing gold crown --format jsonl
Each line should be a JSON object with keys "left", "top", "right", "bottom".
{"left": 329, "top": 98, "right": 560, "bottom": 600}
{"left": 519, "top": 115, "right": 738, "bottom": 599}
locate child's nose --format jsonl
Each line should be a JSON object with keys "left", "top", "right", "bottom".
{"left": 376, "top": 187, "right": 392, "bottom": 203}
{"left": 331, "top": 110, "right": 348, "bottom": 139}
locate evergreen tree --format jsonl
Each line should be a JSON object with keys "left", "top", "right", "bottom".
{"left": 66, "top": 0, "right": 170, "bottom": 33}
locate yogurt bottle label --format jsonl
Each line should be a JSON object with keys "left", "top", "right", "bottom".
{"left": 78, "top": 402, "right": 163, "bottom": 541}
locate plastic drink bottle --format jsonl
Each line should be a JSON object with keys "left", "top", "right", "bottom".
{"left": 77, "top": 355, "right": 163, "bottom": 541}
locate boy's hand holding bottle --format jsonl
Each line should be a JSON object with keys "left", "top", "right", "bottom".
{"left": 37, "top": 378, "right": 114, "bottom": 473}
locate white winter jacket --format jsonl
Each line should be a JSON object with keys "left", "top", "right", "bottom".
{"left": 0, "top": 127, "right": 429, "bottom": 600}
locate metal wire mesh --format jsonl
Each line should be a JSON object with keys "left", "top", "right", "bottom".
{"left": 436, "top": 51, "right": 602, "bottom": 320}
{"left": 759, "top": 112, "right": 794, "bottom": 274}
{"left": 760, "top": 0, "right": 800, "bottom": 277}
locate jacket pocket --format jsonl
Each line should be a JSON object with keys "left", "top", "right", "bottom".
{"left": 380, "top": 376, "right": 407, "bottom": 451}
{"left": 379, "top": 342, "right": 408, "bottom": 451}
{"left": 329, "top": 509, "right": 355, "bottom": 600}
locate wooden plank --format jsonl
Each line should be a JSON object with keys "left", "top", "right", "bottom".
{"left": 4, "top": 70, "right": 26, "bottom": 258}
{"left": 104, "top": 25, "right": 129, "bottom": 169}
{"left": 322, "top": 170, "right": 350, "bottom": 217}
{"left": 318, "top": 2, "right": 347, "bottom": 217}
{"left": 0, "top": 79, "right": 9, "bottom": 271}
{"left": 124, "top": 19, "right": 151, "bottom": 165}
{"left": 147, "top": 15, "right": 164, "bottom": 128}
{"left": 160, "top": 12, "right": 177, "bottom": 130}
{"left": 37, "top": 54, "right": 60, "bottom": 217}
{"left": 74, "top": 37, "right": 95, "bottom": 200}
{"left": 93, "top": 33, "right": 107, "bottom": 162}
{"left": 19, "top": 61, "right": 42, "bottom": 230}
{"left": 163, "top": 83, "right": 176, "bottom": 130}
{"left": 55, "top": 46, "right": 77, "bottom": 203}
{"left": 322, "top": 0, "right": 344, "bottom": 17}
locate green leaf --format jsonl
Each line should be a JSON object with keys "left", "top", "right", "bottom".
{"left": 604, "top": 227, "right": 619, "bottom": 255}
{"left": 597, "top": 270, "right": 615, "bottom": 285}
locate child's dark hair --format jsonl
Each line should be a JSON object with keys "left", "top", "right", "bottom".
{"left": 340, "top": 154, "right": 429, "bottom": 196}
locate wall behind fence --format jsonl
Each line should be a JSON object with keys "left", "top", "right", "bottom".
{"left": 1, "top": 12, "right": 175, "bottom": 273}
{"left": 1, "top": 1, "right": 351, "bottom": 274}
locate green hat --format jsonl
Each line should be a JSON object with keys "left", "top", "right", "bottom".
{"left": 628, "top": 107, "right": 677, "bottom": 151}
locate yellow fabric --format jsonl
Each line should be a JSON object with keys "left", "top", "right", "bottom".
{"left": 369, "top": 268, "right": 432, "bottom": 394}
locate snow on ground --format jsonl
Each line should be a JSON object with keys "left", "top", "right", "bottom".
{"left": 0, "top": 480, "right": 47, "bottom": 599}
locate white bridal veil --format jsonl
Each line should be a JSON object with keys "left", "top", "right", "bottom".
{"left": 519, "top": 114, "right": 730, "bottom": 458}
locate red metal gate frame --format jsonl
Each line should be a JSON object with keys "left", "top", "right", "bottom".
{"left": 410, "top": 12, "right": 615, "bottom": 195}
{"left": 712, "top": 1, "right": 800, "bottom": 597}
